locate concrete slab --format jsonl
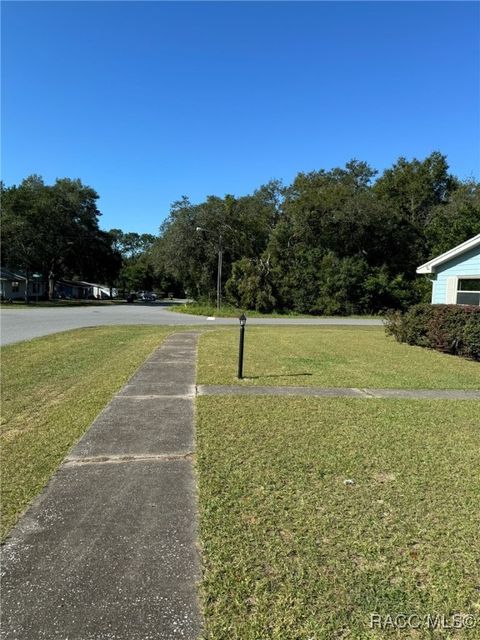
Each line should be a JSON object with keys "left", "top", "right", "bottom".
{"left": 160, "top": 342, "right": 198, "bottom": 350}
{"left": 1, "top": 460, "right": 201, "bottom": 640}
{"left": 162, "top": 332, "right": 201, "bottom": 340}
{"left": 364, "top": 388, "right": 480, "bottom": 399}
{"left": 69, "top": 397, "right": 195, "bottom": 458}
{"left": 147, "top": 358, "right": 197, "bottom": 369}
{"left": 120, "top": 382, "right": 196, "bottom": 397}
{"left": 197, "top": 384, "right": 480, "bottom": 400}
{"left": 158, "top": 335, "right": 199, "bottom": 344}
{"left": 136, "top": 361, "right": 189, "bottom": 369}
{"left": 196, "top": 384, "right": 365, "bottom": 397}
{"left": 155, "top": 349, "right": 197, "bottom": 360}
{"left": 129, "top": 363, "right": 196, "bottom": 385}
{"left": 146, "top": 358, "right": 195, "bottom": 365}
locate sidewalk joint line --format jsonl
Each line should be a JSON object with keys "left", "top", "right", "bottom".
{"left": 64, "top": 452, "right": 195, "bottom": 465}
{"left": 117, "top": 394, "right": 195, "bottom": 399}
{"left": 145, "top": 359, "right": 194, "bottom": 364}
{"left": 360, "top": 388, "right": 377, "bottom": 398}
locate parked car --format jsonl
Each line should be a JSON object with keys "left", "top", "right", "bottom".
{"left": 137, "top": 291, "right": 156, "bottom": 302}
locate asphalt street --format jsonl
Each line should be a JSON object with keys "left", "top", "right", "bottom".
{"left": 0, "top": 302, "right": 383, "bottom": 346}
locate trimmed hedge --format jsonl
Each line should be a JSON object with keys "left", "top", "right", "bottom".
{"left": 385, "top": 304, "right": 480, "bottom": 361}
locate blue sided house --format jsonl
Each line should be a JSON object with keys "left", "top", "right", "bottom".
{"left": 417, "top": 234, "right": 480, "bottom": 306}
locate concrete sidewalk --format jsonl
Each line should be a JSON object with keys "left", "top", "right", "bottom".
{"left": 1, "top": 332, "right": 202, "bottom": 640}
{"left": 197, "top": 384, "right": 480, "bottom": 400}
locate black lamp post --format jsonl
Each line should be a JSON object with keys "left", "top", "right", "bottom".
{"left": 237, "top": 313, "right": 247, "bottom": 379}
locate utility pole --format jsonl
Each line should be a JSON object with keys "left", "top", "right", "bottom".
{"left": 197, "top": 227, "right": 227, "bottom": 313}
{"left": 216, "top": 234, "right": 223, "bottom": 312}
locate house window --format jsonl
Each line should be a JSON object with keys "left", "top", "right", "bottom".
{"left": 457, "top": 278, "right": 480, "bottom": 306}
{"left": 11, "top": 281, "right": 19, "bottom": 292}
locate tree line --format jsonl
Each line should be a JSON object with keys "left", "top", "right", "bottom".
{"left": 155, "top": 152, "right": 480, "bottom": 313}
{"left": 1, "top": 176, "right": 161, "bottom": 300}
{"left": 2, "top": 152, "right": 479, "bottom": 311}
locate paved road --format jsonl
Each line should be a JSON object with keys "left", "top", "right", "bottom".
{"left": 0, "top": 303, "right": 383, "bottom": 346}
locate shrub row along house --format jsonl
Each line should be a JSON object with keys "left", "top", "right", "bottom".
{"left": 386, "top": 235, "right": 480, "bottom": 361}
{"left": 417, "top": 234, "right": 480, "bottom": 306}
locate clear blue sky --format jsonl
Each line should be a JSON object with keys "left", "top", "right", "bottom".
{"left": 2, "top": 1, "right": 479, "bottom": 234}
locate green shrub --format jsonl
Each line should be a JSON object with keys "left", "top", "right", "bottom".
{"left": 384, "top": 309, "right": 404, "bottom": 341}
{"left": 427, "top": 305, "right": 468, "bottom": 355}
{"left": 385, "top": 304, "right": 480, "bottom": 361}
{"left": 385, "top": 303, "right": 435, "bottom": 346}
{"left": 463, "top": 314, "right": 480, "bottom": 360}
{"left": 226, "top": 257, "right": 277, "bottom": 313}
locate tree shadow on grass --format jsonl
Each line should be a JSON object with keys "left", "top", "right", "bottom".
{"left": 246, "top": 373, "right": 313, "bottom": 380}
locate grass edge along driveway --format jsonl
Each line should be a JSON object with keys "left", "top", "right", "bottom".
{"left": 1, "top": 325, "right": 173, "bottom": 540}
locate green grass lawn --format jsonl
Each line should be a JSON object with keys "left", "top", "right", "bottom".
{"left": 170, "top": 302, "right": 310, "bottom": 318}
{"left": 170, "top": 302, "right": 381, "bottom": 319}
{"left": 198, "top": 326, "right": 480, "bottom": 389}
{"left": 0, "top": 326, "right": 171, "bottom": 539}
{"left": 196, "top": 396, "right": 480, "bottom": 639}
{"left": 3, "top": 322, "right": 479, "bottom": 637}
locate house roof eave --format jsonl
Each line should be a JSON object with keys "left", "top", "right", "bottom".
{"left": 416, "top": 234, "right": 480, "bottom": 275}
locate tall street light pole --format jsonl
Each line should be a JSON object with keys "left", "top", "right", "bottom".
{"left": 196, "top": 227, "right": 224, "bottom": 313}
{"left": 216, "top": 233, "right": 223, "bottom": 312}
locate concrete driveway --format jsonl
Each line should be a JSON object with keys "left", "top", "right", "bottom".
{"left": 0, "top": 303, "right": 383, "bottom": 346}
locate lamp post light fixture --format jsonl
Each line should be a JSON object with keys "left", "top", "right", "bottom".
{"left": 237, "top": 313, "right": 247, "bottom": 379}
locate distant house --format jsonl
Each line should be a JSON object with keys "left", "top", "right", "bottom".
{"left": 81, "top": 282, "right": 118, "bottom": 299}
{"left": 54, "top": 280, "right": 117, "bottom": 299}
{"left": 416, "top": 234, "right": 480, "bottom": 306}
{"left": 54, "top": 280, "right": 90, "bottom": 299}
{"left": 0, "top": 268, "right": 44, "bottom": 301}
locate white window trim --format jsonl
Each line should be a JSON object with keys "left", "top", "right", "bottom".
{"left": 455, "top": 275, "right": 480, "bottom": 306}
{"left": 445, "top": 276, "right": 457, "bottom": 304}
